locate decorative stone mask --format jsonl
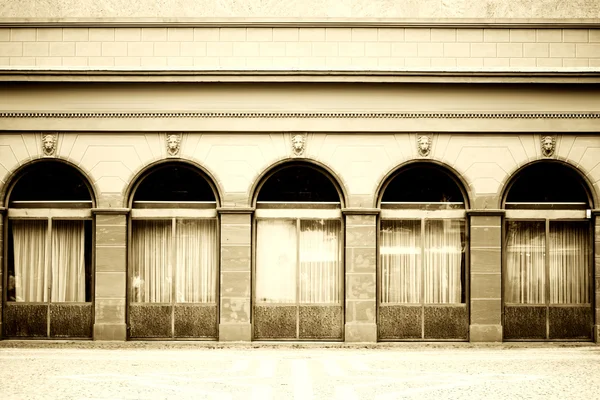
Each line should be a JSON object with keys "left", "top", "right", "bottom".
{"left": 417, "top": 135, "right": 432, "bottom": 157}
{"left": 41, "top": 133, "right": 57, "bottom": 156}
{"left": 541, "top": 135, "right": 556, "bottom": 157}
{"left": 166, "top": 133, "right": 182, "bottom": 156}
{"left": 291, "top": 133, "right": 306, "bottom": 156}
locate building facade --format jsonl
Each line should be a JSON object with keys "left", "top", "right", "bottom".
{"left": 0, "top": 1, "right": 599, "bottom": 343}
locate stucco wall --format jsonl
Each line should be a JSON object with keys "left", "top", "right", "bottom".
{"left": 1, "top": 132, "right": 599, "bottom": 209}
{"left": 0, "top": 0, "right": 599, "bottom": 19}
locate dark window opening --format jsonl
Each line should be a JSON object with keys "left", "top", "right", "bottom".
{"left": 133, "top": 165, "right": 216, "bottom": 203}
{"left": 257, "top": 166, "right": 340, "bottom": 203}
{"left": 382, "top": 166, "right": 465, "bottom": 204}
{"left": 505, "top": 163, "right": 589, "bottom": 205}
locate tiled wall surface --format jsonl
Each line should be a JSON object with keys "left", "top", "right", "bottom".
{"left": 0, "top": 27, "right": 599, "bottom": 68}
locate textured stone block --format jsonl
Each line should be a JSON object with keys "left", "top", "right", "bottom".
{"left": 115, "top": 28, "right": 141, "bottom": 41}
{"left": 471, "top": 225, "right": 501, "bottom": 248}
{"left": 96, "top": 224, "right": 126, "bottom": 246}
{"left": 101, "top": 42, "right": 127, "bottom": 57}
{"left": 564, "top": 30, "right": 589, "bottom": 43}
{"left": 346, "top": 225, "right": 376, "bottom": 247}
{"left": 219, "top": 323, "right": 251, "bottom": 341}
{"left": 457, "top": 29, "right": 483, "bottom": 42}
{"left": 471, "top": 299, "right": 501, "bottom": 325}
{"left": 378, "top": 28, "right": 405, "bottom": 42}
{"left": 129, "top": 304, "right": 171, "bottom": 338}
{"left": 95, "top": 246, "right": 126, "bottom": 272}
{"left": 273, "top": 28, "right": 299, "bottom": 42}
{"left": 471, "top": 43, "right": 496, "bottom": 57}
{"left": 497, "top": 43, "right": 523, "bottom": 58}
{"left": 221, "top": 245, "right": 251, "bottom": 271}
{"left": 247, "top": 28, "right": 273, "bottom": 42}
{"left": 4, "top": 304, "right": 47, "bottom": 337}
{"left": 174, "top": 304, "right": 217, "bottom": 338}
{"left": 141, "top": 28, "right": 167, "bottom": 41}
{"left": 431, "top": 28, "right": 456, "bottom": 42}
{"left": 424, "top": 306, "right": 468, "bottom": 340}
{"left": 444, "top": 43, "right": 470, "bottom": 57}
{"left": 221, "top": 224, "right": 251, "bottom": 245}
{"left": 469, "top": 324, "right": 502, "bottom": 342}
{"left": 345, "top": 323, "right": 377, "bottom": 342}
{"left": 193, "top": 28, "right": 219, "bottom": 42}
{"left": 536, "top": 29, "right": 562, "bottom": 43}
{"left": 325, "top": 28, "right": 351, "bottom": 42}
{"left": 95, "top": 272, "right": 126, "bottom": 299}
{"left": 471, "top": 273, "right": 501, "bottom": 299}
{"left": 167, "top": 27, "right": 193, "bottom": 42}
{"left": 89, "top": 28, "right": 115, "bottom": 41}
{"left": 94, "top": 298, "right": 125, "bottom": 324}
{"left": 378, "top": 305, "right": 422, "bottom": 340}
{"left": 576, "top": 44, "right": 600, "bottom": 58}
{"left": 299, "top": 305, "right": 343, "bottom": 339}
{"left": 221, "top": 271, "right": 250, "bottom": 297}
{"left": 220, "top": 297, "right": 250, "bottom": 323}
{"left": 75, "top": 42, "right": 101, "bottom": 56}
{"left": 128, "top": 42, "right": 154, "bottom": 56}
{"left": 418, "top": 42, "right": 443, "bottom": 57}
{"left": 346, "top": 300, "right": 375, "bottom": 323}
{"left": 23, "top": 42, "right": 49, "bottom": 56}
{"left": 346, "top": 273, "right": 375, "bottom": 300}
{"left": 63, "top": 28, "right": 89, "bottom": 42}
{"left": 253, "top": 305, "right": 296, "bottom": 339}
{"left": 549, "top": 306, "right": 592, "bottom": 340}
{"left": 0, "top": 42, "right": 22, "bottom": 56}
{"left": 392, "top": 42, "right": 418, "bottom": 57}
{"left": 50, "top": 304, "right": 93, "bottom": 338}
{"left": 470, "top": 248, "right": 501, "bottom": 274}
{"left": 93, "top": 323, "right": 127, "bottom": 341}
{"left": 504, "top": 306, "right": 546, "bottom": 340}
{"left": 10, "top": 28, "right": 36, "bottom": 41}
{"left": 346, "top": 247, "right": 375, "bottom": 273}
{"left": 219, "top": 28, "right": 246, "bottom": 42}
{"left": 484, "top": 29, "right": 509, "bottom": 43}
{"left": 510, "top": 29, "right": 536, "bottom": 43}
{"left": 405, "top": 28, "right": 430, "bottom": 42}
{"left": 524, "top": 43, "right": 549, "bottom": 58}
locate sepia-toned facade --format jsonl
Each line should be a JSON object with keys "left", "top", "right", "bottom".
{"left": 0, "top": 1, "right": 599, "bottom": 343}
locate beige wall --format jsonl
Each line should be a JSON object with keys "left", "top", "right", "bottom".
{"left": 1, "top": 0, "right": 599, "bottom": 19}
{"left": 1, "top": 131, "right": 599, "bottom": 209}
{"left": 0, "top": 27, "right": 598, "bottom": 69}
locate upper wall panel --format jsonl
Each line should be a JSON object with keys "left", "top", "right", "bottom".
{"left": 0, "top": 0, "right": 599, "bottom": 19}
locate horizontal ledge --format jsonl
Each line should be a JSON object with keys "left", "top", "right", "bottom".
{"left": 1, "top": 112, "right": 599, "bottom": 120}
{"left": 342, "top": 208, "right": 380, "bottom": 215}
{"left": 91, "top": 208, "right": 130, "bottom": 215}
{"left": 1, "top": 68, "right": 600, "bottom": 84}
{"left": 1, "top": 17, "right": 600, "bottom": 28}
{"left": 467, "top": 210, "right": 506, "bottom": 216}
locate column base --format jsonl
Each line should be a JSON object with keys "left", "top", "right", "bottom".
{"left": 93, "top": 323, "right": 127, "bottom": 341}
{"left": 469, "top": 324, "right": 503, "bottom": 342}
{"left": 219, "top": 323, "right": 251, "bottom": 342}
{"left": 344, "top": 323, "right": 377, "bottom": 343}
{"left": 594, "top": 325, "right": 600, "bottom": 344}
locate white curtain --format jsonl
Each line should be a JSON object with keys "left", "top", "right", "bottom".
{"left": 51, "top": 220, "right": 85, "bottom": 302}
{"left": 424, "top": 220, "right": 464, "bottom": 304}
{"left": 255, "top": 219, "right": 297, "bottom": 303}
{"left": 549, "top": 222, "right": 589, "bottom": 304}
{"left": 299, "top": 219, "right": 341, "bottom": 304}
{"left": 380, "top": 220, "right": 421, "bottom": 304}
{"left": 505, "top": 221, "right": 545, "bottom": 304}
{"left": 131, "top": 220, "right": 172, "bottom": 303}
{"left": 12, "top": 220, "right": 48, "bottom": 302}
{"left": 175, "top": 219, "right": 217, "bottom": 303}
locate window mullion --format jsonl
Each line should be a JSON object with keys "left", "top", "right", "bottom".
{"left": 296, "top": 218, "right": 300, "bottom": 339}
{"left": 420, "top": 218, "right": 425, "bottom": 339}
{"left": 545, "top": 218, "right": 550, "bottom": 339}
{"left": 171, "top": 217, "right": 176, "bottom": 339}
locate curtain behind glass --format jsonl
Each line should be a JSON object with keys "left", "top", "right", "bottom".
{"left": 256, "top": 219, "right": 297, "bottom": 303}
{"left": 132, "top": 220, "right": 172, "bottom": 303}
{"left": 424, "top": 220, "right": 464, "bottom": 304}
{"left": 51, "top": 220, "right": 85, "bottom": 302}
{"left": 12, "top": 220, "right": 48, "bottom": 302}
{"left": 549, "top": 222, "right": 589, "bottom": 304}
{"left": 299, "top": 219, "right": 341, "bottom": 304}
{"left": 175, "top": 219, "right": 217, "bottom": 303}
{"left": 505, "top": 221, "right": 545, "bottom": 304}
{"left": 380, "top": 220, "right": 421, "bottom": 304}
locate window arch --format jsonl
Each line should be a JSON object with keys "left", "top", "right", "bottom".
{"left": 378, "top": 162, "right": 468, "bottom": 341}
{"left": 502, "top": 161, "right": 593, "bottom": 341}
{"left": 253, "top": 162, "right": 344, "bottom": 341}
{"left": 128, "top": 162, "right": 219, "bottom": 340}
{"left": 4, "top": 160, "right": 95, "bottom": 339}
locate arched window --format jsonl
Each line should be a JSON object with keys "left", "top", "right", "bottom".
{"left": 5, "top": 161, "right": 94, "bottom": 338}
{"left": 128, "top": 163, "right": 219, "bottom": 339}
{"left": 378, "top": 163, "right": 468, "bottom": 340}
{"left": 253, "top": 164, "right": 344, "bottom": 340}
{"left": 502, "top": 162, "right": 593, "bottom": 341}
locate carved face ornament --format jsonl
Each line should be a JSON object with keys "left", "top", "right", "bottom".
{"left": 291, "top": 134, "right": 306, "bottom": 156}
{"left": 42, "top": 134, "right": 56, "bottom": 156}
{"left": 417, "top": 135, "right": 432, "bottom": 157}
{"left": 541, "top": 136, "right": 555, "bottom": 157}
{"left": 166, "top": 134, "right": 181, "bottom": 156}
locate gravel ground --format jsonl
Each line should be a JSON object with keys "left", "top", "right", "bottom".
{"left": 0, "top": 342, "right": 599, "bottom": 399}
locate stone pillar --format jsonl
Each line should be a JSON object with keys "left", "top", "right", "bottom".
{"left": 344, "top": 213, "right": 377, "bottom": 342}
{"left": 93, "top": 210, "right": 128, "bottom": 341}
{"left": 219, "top": 211, "right": 252, "bottom": 341}
{"left": 594, "top": 214, "right": 600, "bottom": 344}
{"left": 469, "top": 212, "right": 504, "bottom": 342}
{"left": 0, "top": 209, "right": 4, "bottom": 339}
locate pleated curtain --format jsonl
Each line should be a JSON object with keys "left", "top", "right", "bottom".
{"left": 380, "top": 220, "right": 421, "bottom": 303}
{"left": 549, "top": 222, "right": 589, "bottom": 304}
{"left": 505, "top": 221, "right": 546, "bottom": 304}
{"left": 424, "top": 220, "right": 463, "bottom": 304}
{"left": 51, "top": 220, "right": 85, "bottom": 302}
{"left": 175, "top": 219, "right": 217, "bottom": 303}
{"left": 12, "top": 220, "right": 48, "bottom": 302}
{"left": 299, "top": 219, "right": 341, "bottom": 304}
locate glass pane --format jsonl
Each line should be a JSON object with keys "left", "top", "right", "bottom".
{"left": 549, "top": 222, "right": 589, "bottom": 304}
{"left": 51, "top": 220, "right": 86, "bottom": 302}
{"left": 424, "top": 220, "right": 465, "bottom": 304}
{"left": 175, "top": 219, "right": 217, "bottom": 303}
{"left": 380, "top": 220, "right": 421, "bottom": 304}
{"left": 299, "top": 219, "right": 341, "bottom": 304}
{"left": 505, "top": 221, "right": 545, "bottom": 304}
{"left": 256, "top": 219, "right": 297, "bottom": 303}
{"left": 131, "top": 220, "right": 172, "bottom": 303}
{"left": 10, "top": 220, "right": 48, "bottom": 302}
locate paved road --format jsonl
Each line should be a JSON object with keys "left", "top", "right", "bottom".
{"left": 0, "top": 345, "right": 599, "bottom": 399}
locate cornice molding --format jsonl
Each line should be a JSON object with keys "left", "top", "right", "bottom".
{"left": 1, "top": 111, "right": 598, "bottom": 120}
{"left": 1, "top": 17, "right": 600, "bottom": 29}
